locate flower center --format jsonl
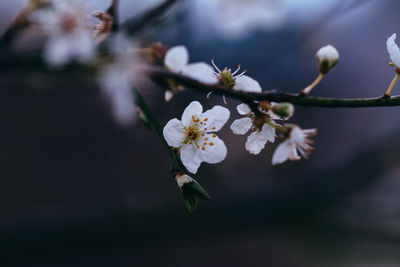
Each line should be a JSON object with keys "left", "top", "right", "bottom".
{"left": 211, "top": 59, "right": 247, "bottom": 88}
{"left": 186, "top": 126, "right": 199, "bottom": 140}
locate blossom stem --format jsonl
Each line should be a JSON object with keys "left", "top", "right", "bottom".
{"left": 384, "top": 73, "right": 400, "bottom": 97}
{"left": 301, "top": 73, "right": 324, "bottom": 95}
{"left": 266, "top": 120, "right": 286, "bottom": 133}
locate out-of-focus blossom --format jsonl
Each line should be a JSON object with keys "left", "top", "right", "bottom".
{"left": 272, "top": 125, "right": 317, "bottom": 165}
{"left": 316, "top": 45, "right": 339, "bottom": 74}
{"left": 163, "top": 101, "right": 230, "bottom": 174}
{"left": 33, "top": 0, "right": 96, "bottom": 65}
{"left": 164, "top": 46, "right": 218, "bottom": 84}
{"left": 98, "top": 34, "right": 143, "bottom": 127}
{"left": 197, "top": 0, "right": 285, "bottom": 40}
{"left": 387, "top": 33, "right": 400, "bottom": 68}
{"left": 211, "top": 59, "right": 262, "bottom": 93}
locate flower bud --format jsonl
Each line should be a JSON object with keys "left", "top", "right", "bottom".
{"left": 164, "top": 90, "right": 174, "bottom": 102}
{"left": 175, "top": 173, "right": 194, "bottom": 188}
{"left": 316, "top": 45, "right": 339, "bottom": 74}
{"left": 271, "top": 102, "right": 294, "bottom": 119}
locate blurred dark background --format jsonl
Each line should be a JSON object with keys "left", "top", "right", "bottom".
{"left": 2, "top": 0, "right": 400, "bottom": 266}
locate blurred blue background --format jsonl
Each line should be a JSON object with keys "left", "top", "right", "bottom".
{"left": 2, "top": 0, "right": 400, "bottom": 266}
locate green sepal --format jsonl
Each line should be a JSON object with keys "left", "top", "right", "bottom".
{"left": 181, "top": 179, "right": 211, "bottom": 213}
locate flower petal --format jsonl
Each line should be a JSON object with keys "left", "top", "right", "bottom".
{"left": 261, "top": 124, "right": 275, "bottom": 143}
{"left": 245, "top": 130, "right": 268, "bottom": 155}
{"left": 182, "top": 62, "right": 218, "bottom": 84}
{"left": 236, "top": 103, "right": 252, "bottom": 115}
{"left": 181, "top": 101, "right": 203, "bottom": 127}
{"left": 181, "top": 143, "right": 203, "bottom": 174}
{"left": 234, "top": 75, "right": 262, "bottom": 93}
{"left": 200, "top": 105, "right": 230, "bottom": 132}
{"left": 272, "top": 141, "right": 292, "bottom": 165}
{"left": 230, "top": 117, "right": 252, "bottom": 135}
{"left": 387, "top": 33, "right": 400, "bottom": 67}
{"left": 164, "top": 45, "right": 189, "bottom": 73}
{"left": 163, "top": 118, "right": 186, "bottom": 148}
{"left": 200, "top": 135, "right": 227, "bottom": 164}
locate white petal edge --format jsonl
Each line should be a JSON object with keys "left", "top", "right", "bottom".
{"left": 234, "top": 75, "right": 262, "bottom": 93}
{"left": 200, "top": 105, "right": 230, "bottom": 132}
{"left": 261, "top": 124, "right": 276, "bottom": 143}
{"left": 181, "top": 101, "right": 203, "bottom": 127}
{"left": 182, "top": 62, "right": 219, "bottom": 84}
{"left": 236, "top": 103, "right": 251, "bottom": 115}
{"left": 164, "top": 45, "right": 189, "bottom": 73}
{"left": 245, "top": 130, "right": 268, "bottom": 155}
{"left": 180, "top": 143, "right": 203, "bottom": 174}
{"left": 163, "top": 118, "right": 186, "bottom": 148}
{"left": 230, "top": 117, "right": 252, "bottom": 135}
{"left": 272, "top": 141, "right": 291, "bottom": 165}
{"left": 387, "top": 33, "right": 400, "bottom": 67}
{"left": 200, "top": 135, "right": 227, "bottom": 164}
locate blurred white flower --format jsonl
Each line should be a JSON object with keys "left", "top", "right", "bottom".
{"left": 163, "top": 101, "right": 230, "bottom": 174}
{"left": 98, "top": 34, "right": 142, "bottom": 127}
{"left": 230, "top": 103, "right": 275, "bottom": 155}
{"left": 272, "top": 125, "right": 317, "bottom": 165}
{"left": 164, "top": 46, "right": 218, "bottom": 84}
{"left": 387, "top": 33, "right": 400, "bottom": 68}
{"left": 196, "top": 0, "right": 285, "bottom": 40}
{"left": 35, "top": 0, "right": 96, "bottom": 65}
{"left": 316, "top": 45, "right": 339, "bottom": 74}
{"left": 211, "top": 59, "right": 262, "bottom": 93}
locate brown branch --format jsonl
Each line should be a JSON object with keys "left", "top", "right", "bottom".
{"left": 148, "top": 68, "right": 400, "bottom": 108}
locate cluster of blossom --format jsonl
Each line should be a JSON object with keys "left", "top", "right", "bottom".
{"left": 23, "top": 0, "right": 400, "bottom": 177}
{"left": 162, "top": 45, "right": 319, "bottom": 174}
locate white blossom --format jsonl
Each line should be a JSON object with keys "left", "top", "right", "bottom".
{"left": 387, "top": 33, "right": 400, "bottom": 68}
{"left": 272, "top": 126, "right": 317, "bottom": 165}
{"left": 163, "top": 101, "right": 230, "bottom": 174}
{"left": 98, "top": 34, "right": 143, "bottom": 127}
{"left": 164, "top": 46, "right": 218, "bottom": 84}
{"left": 35, "top": 1, "right": 96, "bottom": 66}
{"left": 316, "top": 45, "right": 339, "bottom": 74}
{"left": 230, "top": 103, "right": 275, "bottom": 155}
{"left": 211, "top": 59, "right": 262, "bottom": 93}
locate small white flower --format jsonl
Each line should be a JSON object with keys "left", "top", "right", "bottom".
{"left": 230, "top": 103, "right": 276, "bottom": 155}
{"left": 163, "top": 101, "right": 230, "bottom": 174}
{"left": 211, "top": 59, "right": 262, "bottom": 93}
{"left": 316, "top": 45, "right": 339, "bottom": 74}
{"left": 36, "top": 1, "right": 96, "bottom": 65}
{"left": 164, "top": 46, "right": 218, "bottom": 84}
{"left": 272, "top": 125, "right": 317, "bottom": 165}
{"left": 387, "top": 33, "right": 400, "bottom": 68}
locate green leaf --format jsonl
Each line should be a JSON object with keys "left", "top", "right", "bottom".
{"left": 181, "top": 180, "right": 211, "bottom": 213}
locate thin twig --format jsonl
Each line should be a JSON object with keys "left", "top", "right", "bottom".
{"left": 148, "top": 68, "right": 400, "bottom": 108}
{"left": 120, "top": 0, "right": 179, "bottom": 35}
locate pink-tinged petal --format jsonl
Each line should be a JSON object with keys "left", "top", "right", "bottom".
{"left": 272, "top": 141, "right": 292, "bottom": 165}
{"left": 245, "top": 130, "right": 267, "bottom": 155}
{"left": 236, "top": 103, "right": 252, "bottom": 115}
{"left": 234, "top": 75, "right": 262, "bottom": 93}
{"left": 230, "top": 118, "right": 252, "bottom": 135}
{"left": 200, "top": 105, "right": 230, "bottom": 132}
{"left": 163, "top": 118, "right": 186, "bottom": 148}
{"left": 387, "top": 33, "right": 400, "bottom": 67}
{"left": 182, "top": 62, "right": 218, "bottom": 84}
{"left": 200, "top": 135, "right": 227, "bottom": 164}
{"left": 180, "top": 143, "right": 203, "bottom": 174}
{"left": 164, "top": 45, "right": 189, "bottom": 73}
{"left": 261, "top": 124, "right": 275, "bottom": 143}
{"left": 181, "top": 101, "right": 203, "bottom": 127}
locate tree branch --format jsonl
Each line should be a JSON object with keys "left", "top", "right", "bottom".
{"left": 148, "top": 68, "right": 400, "bottom": 108}
{"left": 120, "top": 0, "right": 179, "bottom": 35}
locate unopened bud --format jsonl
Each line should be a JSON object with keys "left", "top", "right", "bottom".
{"left": 175, "top": 173, "right": 193, "bottom": 188}
{"left": 164, "top": 90, "right": 174, "bottom": 102}
{"left": 271, "top": 102, "right": 294, "bottom": 119}
{"left": 316, "top": 45, "right": 339, "bottom": 74}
